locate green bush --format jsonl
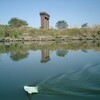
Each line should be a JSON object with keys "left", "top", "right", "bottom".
{"left": 97, "top": 31, "right": 100, "bottom": 35}
{"left": 0, "top": 30, "right": 4, "bottom": 37}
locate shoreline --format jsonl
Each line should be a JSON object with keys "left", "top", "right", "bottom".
{"left": 0, "top": 37, "right": 100, "bottom": 42}
{"left": 0, "top": 40, "right": 100, "bottom": 52}
{"left": 0, "top": 25, "right": 100, "bottom": 42}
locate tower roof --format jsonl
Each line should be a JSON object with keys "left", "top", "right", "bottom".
{"left": 40, "top": 12, "right": 50, "bottom": 17}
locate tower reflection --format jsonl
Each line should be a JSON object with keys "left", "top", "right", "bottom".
{"left": 41, "top": 50, "right": 50, "bottom": 63}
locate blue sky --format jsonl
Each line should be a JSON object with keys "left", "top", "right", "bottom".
{"left": 0, "top": 0, "right": 100, "bottom": 28}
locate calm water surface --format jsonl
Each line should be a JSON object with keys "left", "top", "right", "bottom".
{"left": 0, "top": 41, "right": 100, "bottom": 100}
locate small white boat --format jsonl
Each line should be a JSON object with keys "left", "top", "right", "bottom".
{"left": 24, "top": 86, "right": 38, "bottom": 94}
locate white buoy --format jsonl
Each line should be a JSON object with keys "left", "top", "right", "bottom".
{"left": 24, "top": 86, "right": 38, "bottom": 94}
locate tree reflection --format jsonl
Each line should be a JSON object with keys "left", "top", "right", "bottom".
{"left": 81, "top": 49, "right": 87, "bottom": 53}
{"left": 10, "top": 51, "right": 29, "bottom": 61}
{"left": 4, "top": 43, "right": 10, "bottom": 53}
{"left": 56, "top": 49, "right": 68, "bottom": 57}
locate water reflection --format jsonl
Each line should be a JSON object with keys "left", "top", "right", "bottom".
{"left": 81, "top": 49, "right": 87, "bottom": 53}
{"left": 41, "top": 50, "right": 50, "bottom": 63}
{"left": 0, "top": 40, "right": 100, "bottom": 62}
{"left": 0, "top": 41, "right": 100, "bottom": 100}
{"left": 10, "top": 51, "right": 29, "bottom": 61}
{"left": 56, "top": 49, "right": 68, "bottom": 57}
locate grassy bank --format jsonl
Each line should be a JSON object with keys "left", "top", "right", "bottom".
{"left": 0, "top": 25, "right": 100, "bottom": 41}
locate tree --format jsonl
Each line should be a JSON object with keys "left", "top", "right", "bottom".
{"left": 8, "top": 17, "right": 28, "bottom": 27}
{"left": 81, "top": 23, "right": 88, "bottom": 28}
{"left": 56, "top": 20, "right": 68, "bottom": 29}
{"left": 4, "top": 25, "right": 10, "bottom": 37}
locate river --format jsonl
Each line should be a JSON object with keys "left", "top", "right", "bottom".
{"left": 0, "top": 41, "right": 100, "bottom": 100}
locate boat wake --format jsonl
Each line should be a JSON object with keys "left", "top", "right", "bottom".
{"left": 24, "top": 63, "right": 100, "bottom": 97}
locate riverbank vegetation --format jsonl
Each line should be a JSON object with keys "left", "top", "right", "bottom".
{"left": 0, "top": 18, "right": 100, "bottom": 41}
{"left": 0, "top": 25, "right": 100, "bottom": 41}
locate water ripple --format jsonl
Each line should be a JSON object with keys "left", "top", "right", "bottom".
{"left": 36, "top": 63, "right": 100, "bottom": 97}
